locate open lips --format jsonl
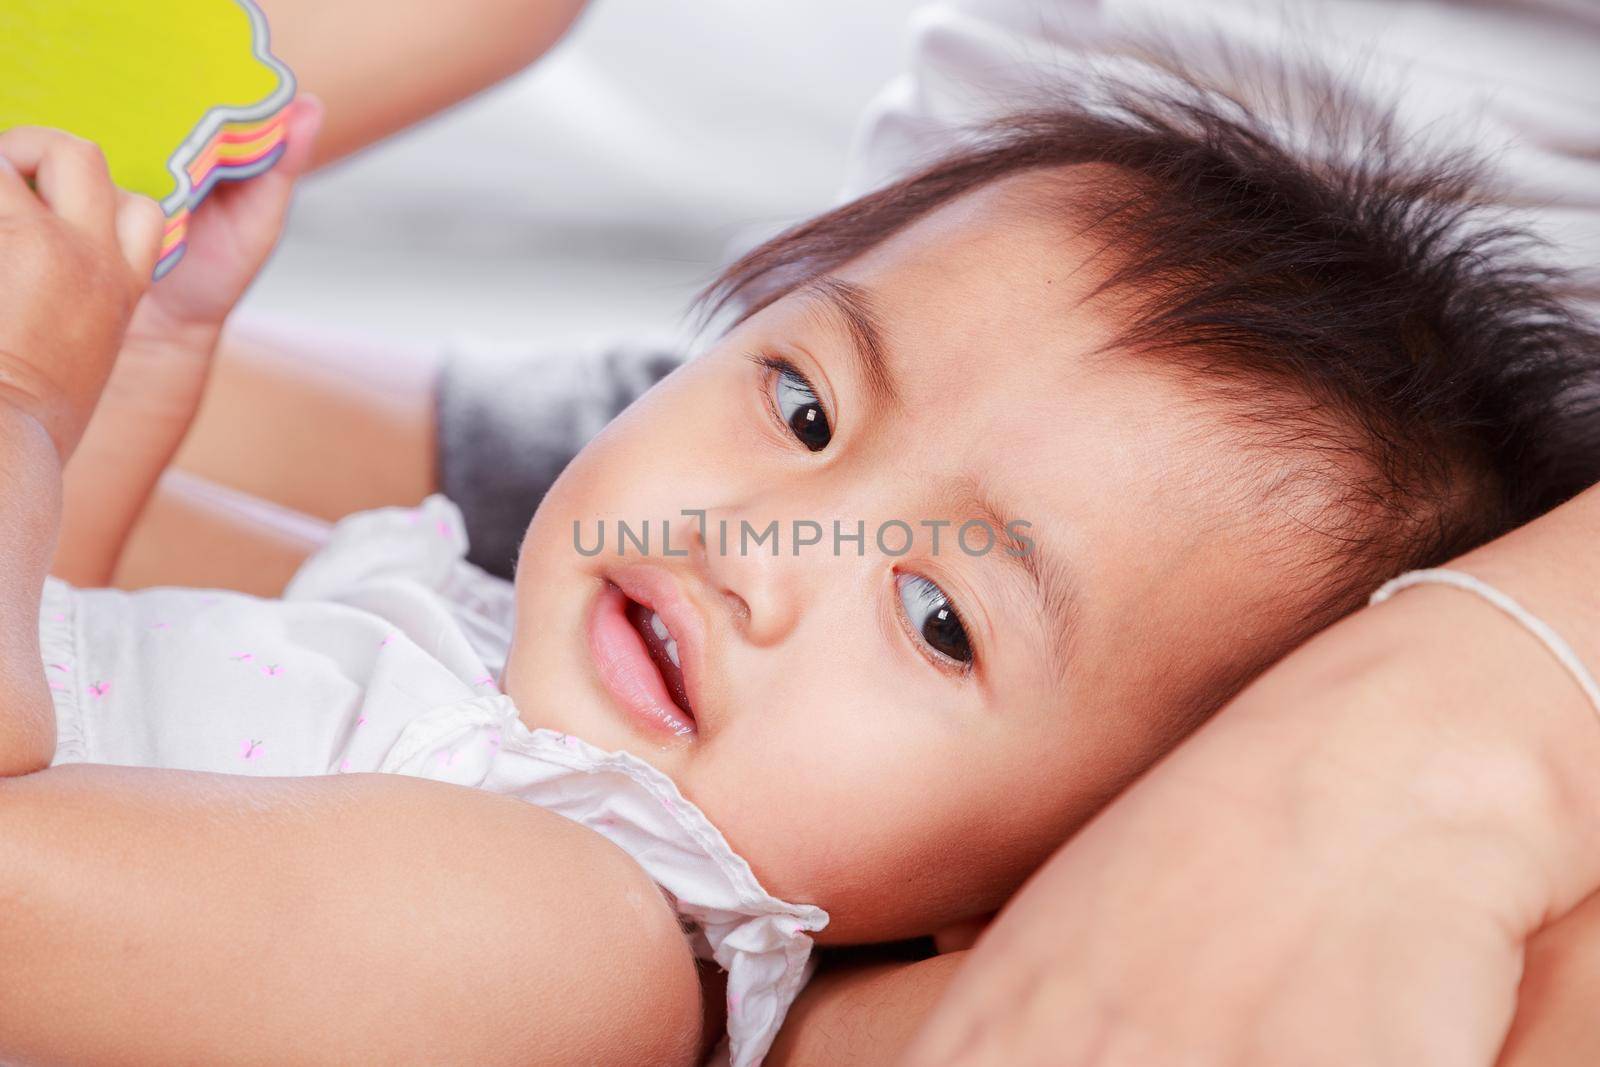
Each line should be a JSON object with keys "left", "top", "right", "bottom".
{"left": 586, "top": 564, "right": 706, "bottom": 740}
{"left": 623, "top": 596, "right": 693, "bottom": 715}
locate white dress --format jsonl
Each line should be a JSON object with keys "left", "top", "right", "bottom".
{"left": 39, "top": 493, "right": 826, "bottom": 1067}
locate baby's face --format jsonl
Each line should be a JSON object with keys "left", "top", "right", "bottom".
{"left": 503, "top": 172, "right": 1327, "bottom": 943}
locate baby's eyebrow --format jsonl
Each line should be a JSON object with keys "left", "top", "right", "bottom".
{"left": 799, "top": 276, "right": 900, "bottom": 414}
{"left": 955, "top": 477, "right": 1081, "bottom": 690}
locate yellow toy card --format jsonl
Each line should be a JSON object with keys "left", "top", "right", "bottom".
{"left": 0, "top": 0, "right": 295, "bottom": 277}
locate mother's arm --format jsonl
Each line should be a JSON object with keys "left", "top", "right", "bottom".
{"left": 769, "top": 895, "right": 1600, "bottom": 1066}
{"left": 0, "top": 764, "right": 701, "bottom": 1067}
{"left": 903, "top": 481, "right": 1600, "bottom": 1065}
{"left": 259, "top": 0, "right": 591, "bottom": 169}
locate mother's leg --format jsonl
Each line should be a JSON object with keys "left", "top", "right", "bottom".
{"left": 169, "top": 315, "right": 441, "bottom": 521}
{"left": 147, "top": 318, "right": 685, "bottom": 582}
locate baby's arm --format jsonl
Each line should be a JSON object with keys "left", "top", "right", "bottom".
{"left": 0, "top": 765, "right": 702, "bottom": 1066}
{"left": 0, "top": 403, "right": 63, "bottom": 776}
{"left": 51, "top": 101, "right": 322, "bottom": 588}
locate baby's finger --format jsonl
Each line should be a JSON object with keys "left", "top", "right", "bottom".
{"left": 0, "top": 152, "right": 38, "bottom": 214}
{"left": 116, "top": 190, "right": 166, "bottom": 280}
{"left": 0, "top": 126, "right": 119, "bottom": 235}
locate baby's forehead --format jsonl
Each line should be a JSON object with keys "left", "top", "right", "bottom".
{"left": 824, "top": 171, "right": 1160, "bottom": 406}
{"left": 851, "top": 169, "right": 1115, "bottom": 311}
{"left": 802, "top": 175, "right": 1352, "bottom": 677}
{"left": 817, "top": 175, "right": 1242, "bottom": 507}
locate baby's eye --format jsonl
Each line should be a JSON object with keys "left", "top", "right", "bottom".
{"left": 896, "top": 574, "right": 974, "bottom": 668}
{"left": 770, "top": 360, "right": 832, "bottom": 451}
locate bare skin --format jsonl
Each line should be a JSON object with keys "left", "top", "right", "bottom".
{"left": 0, "top": 765, "right": 703, "bottom": 1067}
{"left": 112, "top": 468, "right": 332, "bottom": 597}
{"left": 256, "top": 0, "right": 591, "bottom": 169}
{"left": 31, "top": 0, "right": 1600, "bottom": 1049}
{"left": 171, "top": 315, "right": 438, "bottom": 519}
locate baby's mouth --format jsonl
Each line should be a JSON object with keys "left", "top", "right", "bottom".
{"left": 623, "top": 596, "right": 694, "bottom": 718}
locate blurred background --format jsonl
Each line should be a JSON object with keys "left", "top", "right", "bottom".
{"left": 239, "top": 0, "right": 919, "bottom": 355}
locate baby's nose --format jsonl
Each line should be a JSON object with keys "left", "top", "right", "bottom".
{"left": 675, "top": 508, "right": 802, "bottom": 646}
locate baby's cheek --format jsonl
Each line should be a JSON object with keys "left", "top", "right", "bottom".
{"left": 684, "top": 741, "right": 883, "bottom": 897}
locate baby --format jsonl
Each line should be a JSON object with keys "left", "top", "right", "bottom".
{"left": 3, "top": 70, "right": 1598, "bottom": 1067}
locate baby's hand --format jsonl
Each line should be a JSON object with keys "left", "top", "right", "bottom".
{"left": 87, "top": 95, "right": 323, "bottom": 441}
{"left": 124, "top": 96, "right": 323, "bottom": 350}
{"left": 0, "top": 126, "right": 164, "bottom": 459}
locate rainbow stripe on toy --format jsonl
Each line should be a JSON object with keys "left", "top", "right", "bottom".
{"left": 157, "top": 102, "right": 292, "bottom": 276}
{"left": 0, "top": 0, "right": 296, "bottom": 278}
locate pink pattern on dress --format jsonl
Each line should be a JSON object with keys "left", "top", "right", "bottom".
{"left": 87, "top": 680, "right": 110, "bottom": 699}
{"left": 240, "top": 739, "right": 265, "bottom": 761}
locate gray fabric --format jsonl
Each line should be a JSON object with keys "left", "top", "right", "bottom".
{"left": 435, "top": 337, "right": 686, "bottom": 579}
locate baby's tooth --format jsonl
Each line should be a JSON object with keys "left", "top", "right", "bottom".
{"left": 649, "top": 611, "right": 669, "bottom": 641}
{"left": 665, "top": 638, "right": 680, "bottom": 668}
